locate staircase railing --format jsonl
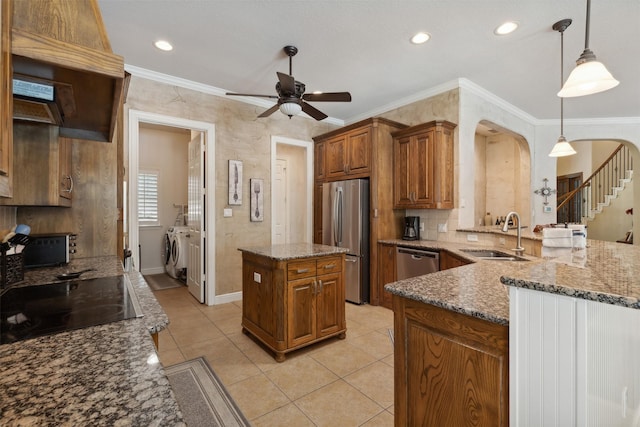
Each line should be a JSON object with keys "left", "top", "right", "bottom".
{"left": 557, "top": 144, "right": 633, "bottom": 219}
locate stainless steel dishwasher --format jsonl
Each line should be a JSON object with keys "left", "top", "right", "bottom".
{"left": 396, "top": 246, "right": 439, "bottom": 279}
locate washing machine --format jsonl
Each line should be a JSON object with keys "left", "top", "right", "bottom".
{"left": 165, "top": 226, "right": 189, "bottom": 280}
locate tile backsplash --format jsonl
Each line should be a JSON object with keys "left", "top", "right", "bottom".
{"left": 0, "top": 206, "right": 16, "bottom": 230}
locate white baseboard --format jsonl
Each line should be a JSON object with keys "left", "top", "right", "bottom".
{"left": 212, "top": 291, "right": 242, "bottom": 305}
{"left": 141, "top": 267, "right": 166, "bottom": 276}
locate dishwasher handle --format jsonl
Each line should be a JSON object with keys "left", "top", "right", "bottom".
{"left": 396, "top": 248, "right": 439, "bottom": 259}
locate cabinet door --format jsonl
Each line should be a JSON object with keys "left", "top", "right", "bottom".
{"left": 242, "top": 260, "right": 276, "bottom": 340}
{"left": 434, "top": 126, "right": 454, "bottom": 208}
{"left": 439, "top": 251, "right": 470, "bottom": 271}
{"left": 413, "top": 130, "right": 434, "bottom": 207}
{"left": 0, "top": 0, "right": 12, "bottom": 197}
{"left": 378, "top": 243, "right": 395, "bottom": 309}
{"left": 59, "top": 137, "right": 73, "bottom": 200}
{"left": 314, "top": 141, "right": 325, "bottom": 181}
{"left": 346, "top": 128, "right": 371, "bottom": 176}
{"left": 393, "top": 136, "right": 413, "bottom": 208}
{"left": 287, "top": 277, "right": 317, "bottom": 348}
{"left": 325, "top": 135, "right": 347, "bottom": 179}
{"left": 313, "top": 183, "right": 323, "bottom": 244}
{"left": 316, "top": 271, "right": 343, "bottom": 337}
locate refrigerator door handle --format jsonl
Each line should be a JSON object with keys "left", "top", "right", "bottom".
{"left": 334, "top": 187, "right": 343, "bottom": 245}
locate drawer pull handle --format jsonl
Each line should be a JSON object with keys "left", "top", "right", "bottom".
{"left": 323, "top": 264, "right": 335, "bottom": 269}
{"left": 296, "top": 268, "right": 309, "bottom": 274}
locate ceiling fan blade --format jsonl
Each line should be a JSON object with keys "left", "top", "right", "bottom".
{"left": 276, "top": 72, "right": 296, "bottom": 95}
{"left": 258, "top": 104, "right": 280, "bottom": 118}
{"left": 226, "top": 92, "right": 279, "bottom": 99}
{"left": 301, "top": 101, "right": 328, "bottom": 121}
{"left": 303, "top": 92, "right": 352, "bottom": 102}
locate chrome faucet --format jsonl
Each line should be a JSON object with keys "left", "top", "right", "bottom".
{"left": 502, "top": 211, "right": 525, "bottom": 256}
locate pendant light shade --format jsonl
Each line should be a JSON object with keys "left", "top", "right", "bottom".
{"left": 549, "top": 135, "right": 577, "bottom": 157}
{"left": 279, "top": 102, "right": 302, "bottom": 117}
{"left": 550, "top": 19, "right": 577, "bottom": 158}
{"left": 558, "top": 0, "right": 619, "bottom": 97}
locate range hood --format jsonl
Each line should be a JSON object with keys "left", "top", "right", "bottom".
{"left": 11, "top": 0, "right": 125, "bottom": 142}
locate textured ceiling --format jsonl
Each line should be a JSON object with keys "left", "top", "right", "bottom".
{"left": 98, "top": 0, "right": 640, "bottom": 124}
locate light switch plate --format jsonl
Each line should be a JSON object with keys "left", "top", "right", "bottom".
{"left": 253, "top": 272, "right": 261, "bottom": 283}
{"left": 437, "top": 223, "right": 447, "bottom": 233}
{"left": 223, "top": 208, "right": 233, "bottom": 217}
{"left": 543, "top": 205, "right": 553, "bottom": 213}
{"left": 467, "top": 234, "right": 479, "bottom": 242}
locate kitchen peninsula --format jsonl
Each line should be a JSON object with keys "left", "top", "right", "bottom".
{"left": 238, "top": 243, "right": 348, "bottom": 361}
{"left": 384, "top": 238, "right": 640, "bottom": 426}
{"left": 0, "top": 257, "right": 183, "bottom": 425}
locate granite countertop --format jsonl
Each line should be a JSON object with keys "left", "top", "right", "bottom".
{"left": 382, "top": 239, "right": 640, "bottom": 325}
{"left": 0, "top": 256, "right": 184, "bottom": 426}
{"left": 238, "top": 242, "right": 348, "bottom": 261}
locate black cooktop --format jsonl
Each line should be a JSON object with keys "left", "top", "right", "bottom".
{"left": 1, "top": 275, "right": 138, "bottom": 345}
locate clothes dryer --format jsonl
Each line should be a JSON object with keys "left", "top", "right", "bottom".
{"left": 165, "top": 226, "right": 189, "bottom": 279}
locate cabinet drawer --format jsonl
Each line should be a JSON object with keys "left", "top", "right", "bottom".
{"left": 317, "top": 256, "right": 342, "bottom": 274}
{"left": 288, "top": 259, "right": 317, "bottom": 280}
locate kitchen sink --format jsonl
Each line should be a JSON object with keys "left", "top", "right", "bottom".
{"left": 460, "top": 249, "right": 529, "bottom": 262}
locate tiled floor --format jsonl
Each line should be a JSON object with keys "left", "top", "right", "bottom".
{"left": 153, "top": 285, "right": 395, "bottom": 426}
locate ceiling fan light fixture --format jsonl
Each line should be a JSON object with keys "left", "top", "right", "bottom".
{"left": 549, "top": 136, "right": 577, "bottom": 157}
{"left": 279, "top": 102, "right": 302, "bottom": 117}
{"left": 410, "top": 32, "right": 431, "bottom": 44}
{"left": 557, "top": 52, "right": 619, "bottom": 97}
{"left": 494, "top": 21, "right": 519, "bottom": 36}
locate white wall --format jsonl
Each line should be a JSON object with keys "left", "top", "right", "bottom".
{"left": 138, "top": 124, "right": 190, "bottom": 274}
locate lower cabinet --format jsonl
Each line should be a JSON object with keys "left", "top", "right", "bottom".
{"left": 378, "top": 243, "right": 396, "bottom": 309}
{"left": 439, "top": 250, "right": 471, "bottom": 270}
{"left": 393, "top": 295, "right": 509, "bottom": 426}
{"left": 242, "top": 252, "right": 346, "bottom": 362}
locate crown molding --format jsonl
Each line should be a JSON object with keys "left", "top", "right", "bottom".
{"left": 124, "top": 64, "right": 344, "bottom": 126}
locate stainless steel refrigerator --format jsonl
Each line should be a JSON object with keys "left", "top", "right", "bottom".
{"left": 322, "top": 179, "right": 369, "bottom": 304}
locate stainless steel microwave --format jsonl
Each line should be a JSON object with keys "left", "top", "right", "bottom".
{"left": 23, "top": 234, "right": 76, "bottom": 268}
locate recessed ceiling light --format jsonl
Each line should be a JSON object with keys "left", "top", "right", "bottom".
{"left": 410, "top": 32, "right": 431, "bottom": 44}
{"left": 494, "top": 21, "right": 519, "bottom": 36}
{"left": 154, "top": 40, "right": 173, "bottom": 51}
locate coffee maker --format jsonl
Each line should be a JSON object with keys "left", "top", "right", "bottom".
{"left": 403, "top": 216, "right": 420, "bottom": 240}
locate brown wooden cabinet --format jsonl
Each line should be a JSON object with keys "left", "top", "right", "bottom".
{"left": 242, "top": 250, "right": 346, "bottom": 362}
{"left": 0, "top": 123, "right": 72, "bottom": 206}
{"left": 377, "top": 242, "right": 396, "bottom": 309}
{"left": 439, "top": 250, "right": 471, "bottom": 270}
{"left": 0, "top": 0, "right": 13, "bottom": 198}
{"left": 393, "top": 295, "right": 509, "bottom": 426}
{"left": 313, "top": 118, "right": 407, "bottom": 305}
{"left": 392, "top": 120, "right": 456, "bottom": 209}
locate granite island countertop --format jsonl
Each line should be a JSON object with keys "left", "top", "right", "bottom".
{"left": 382, "top": 239, "right": 640, "bottom": 326}
{"left": 0, "top": 256, "right": 184, "bottom": 426}
{"left": 238, "top": 242, "right": 348, "bottom": 260}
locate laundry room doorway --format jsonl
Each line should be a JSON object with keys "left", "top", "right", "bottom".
{"left": 128, "top": 110, "right": 215, "bottom": 305}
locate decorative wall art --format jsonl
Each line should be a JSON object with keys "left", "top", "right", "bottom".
{"left": 228, "top": 160, "right": 243, "bottom": 205}
{"left": 250, "top": 178, "right": 264, "bottom": 222}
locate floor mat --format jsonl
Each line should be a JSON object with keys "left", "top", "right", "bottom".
{"left": 165, "top": 357, "right": 250, "bottom": 427}
{"left": 143, "top": 273, "right": 183, "bottom": 291}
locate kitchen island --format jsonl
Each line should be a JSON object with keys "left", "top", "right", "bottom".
{"left": 383, "top": 238, "right": 640, "bottom": 426}
{"left": 0, "top": 256, "right": 183, "bottom": 426}
{"left": 238, "top": 243, "right": 348, "bottom": 361}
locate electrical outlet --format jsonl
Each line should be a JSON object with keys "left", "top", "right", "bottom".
{"left": 438, "top": 223, "right": 447, "bottom": 233}
{"left": 253, "top": 272, "right": 261, "bottom": 283}
{"left": 223, "top": 208, "right": 233, "bottom": 217}
{"left": 499, "top": 237, "right": 506, "bottom": 245}
{"left": 420, "top": 222, "right": 425, "bottom": 232}
{"left": 467, "top": 234, "right": 479, "bottom": 242}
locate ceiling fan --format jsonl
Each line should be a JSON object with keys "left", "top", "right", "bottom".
{"left": 225, "top": 45, "right": 352, "bottom": 121}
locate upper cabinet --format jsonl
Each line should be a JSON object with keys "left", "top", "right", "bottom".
{"left": 324, "top": 127, "right": 372, "bottom": 180}
{"left": 392, "top": 120, "right": 456, "bottom": 209}
{"left": 11, "top": 0, "right": 125, "bottom": 142}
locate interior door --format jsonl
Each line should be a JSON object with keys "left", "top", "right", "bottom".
{"left": 187, "top": 132, "right": 205, "bottom": 303}
{"left": 273, "top": 158, "right": 288, "bottom": 244}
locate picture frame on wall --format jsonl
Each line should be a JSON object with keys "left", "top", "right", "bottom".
{"left": 228, "top": 160, "right": 242, "bottom": 205}
{"left": 250, "top": 178, "right": 264, "bottom": 222}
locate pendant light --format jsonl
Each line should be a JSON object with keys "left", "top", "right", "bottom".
{"left": 558, "top": 0, "right": 619, "bottom": 97}
{"left": 550, "top": 19, "right": 577, "bottom": 157}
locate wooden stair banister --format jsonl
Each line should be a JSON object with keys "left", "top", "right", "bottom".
{"left": 557, "top": 143, "right": 631, "bottom": 213}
